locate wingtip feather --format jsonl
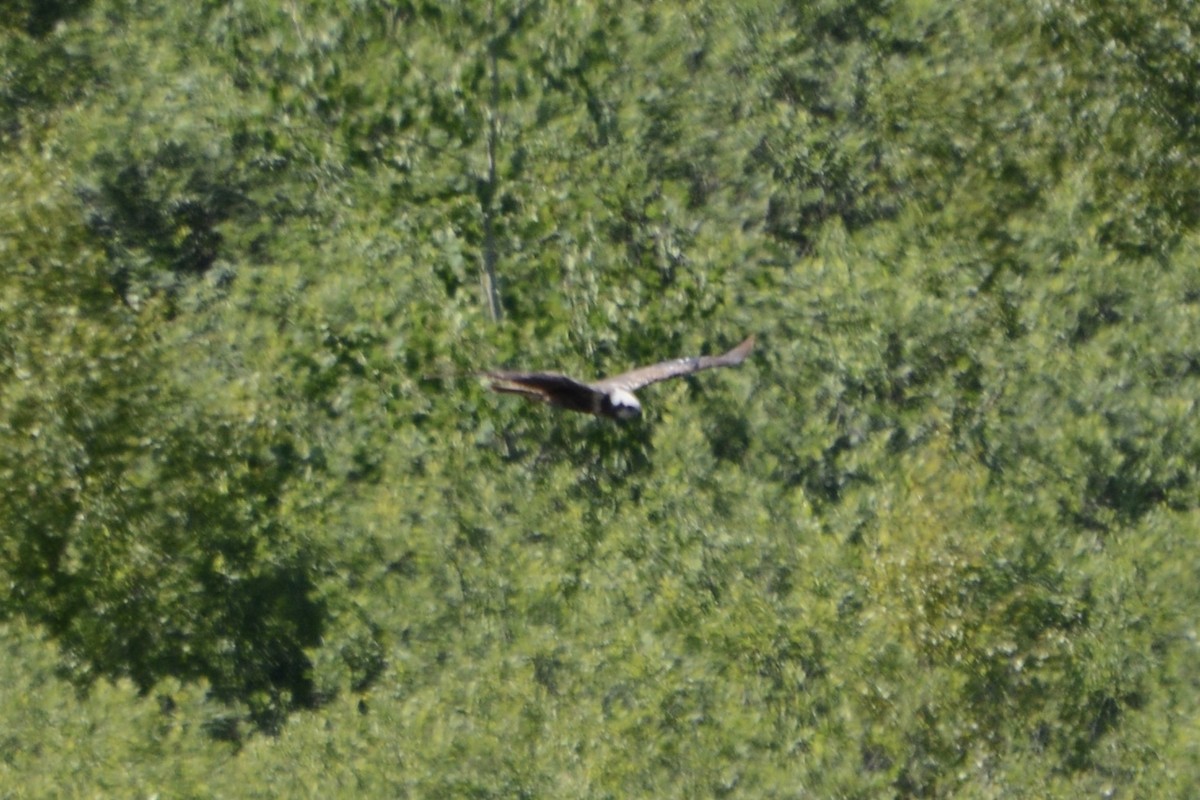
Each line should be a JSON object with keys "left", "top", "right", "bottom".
{"left": 727, "top": 334, "right": 755, "bottom": 362}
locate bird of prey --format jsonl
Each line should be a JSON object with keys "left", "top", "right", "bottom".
{"left": 484, "top": 335, "right": 754, "bottom": 420}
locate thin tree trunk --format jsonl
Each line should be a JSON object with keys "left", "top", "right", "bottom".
{"left": 481, "top": 0, "right": 503, "bottom": 323}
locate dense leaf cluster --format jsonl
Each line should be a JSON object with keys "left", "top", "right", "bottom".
{"left": 2, "top": 0, "right": 1198, "bottom": 795}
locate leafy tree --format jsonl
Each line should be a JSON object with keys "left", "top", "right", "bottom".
{"left": 1, "top": 0, "right": 1199, "bottom": 795}
{"left": 0, "top": 147, "right": 326, "bottom": 734}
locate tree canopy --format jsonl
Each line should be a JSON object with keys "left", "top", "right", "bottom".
{"left": 2, "top": 0, "right": 1198, "bottom": 795}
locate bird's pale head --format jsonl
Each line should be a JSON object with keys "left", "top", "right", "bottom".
{"left": 607, "top": 387, "right": 642, "bottom": 420}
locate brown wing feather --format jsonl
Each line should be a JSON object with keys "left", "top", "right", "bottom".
{"left": 592, "top": 335, "right": 755, "bottom": 392}
{"left": 484, "top": 370, "right": 607, "bottom": 415}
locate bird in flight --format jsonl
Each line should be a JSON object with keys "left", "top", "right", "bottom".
{"left": 484, "top": 335, "right": 754, "bottom": 420}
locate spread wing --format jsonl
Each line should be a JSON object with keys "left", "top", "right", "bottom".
{"left": 484, "top": 370, "right": 607, "bottom": 415}
{"left": 592, "top": 335, "right": 755, "bottom": 392}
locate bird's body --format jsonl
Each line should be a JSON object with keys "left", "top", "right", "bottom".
{"left": 485, "top": 335, "right": 754, "bottom": 420}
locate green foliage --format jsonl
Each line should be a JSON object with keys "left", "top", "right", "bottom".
{"left": 2, "top": 0, "right": 1199, "bottom": 795}
{"left": 0, "top": 151, "right": 327, "bottom": 734}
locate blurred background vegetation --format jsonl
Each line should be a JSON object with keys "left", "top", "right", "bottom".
{"left": 2, "top": 0, "right": 1198, "bottom": 796}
